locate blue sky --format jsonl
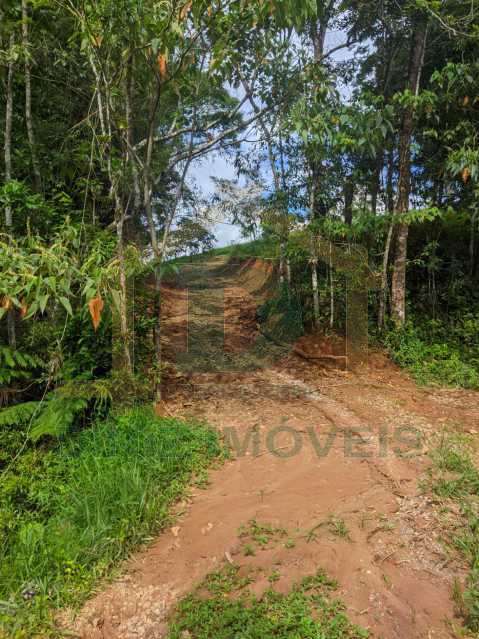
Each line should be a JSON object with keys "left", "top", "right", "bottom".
{"left": 189, "top": 29, "right": 354, "bottom": 247}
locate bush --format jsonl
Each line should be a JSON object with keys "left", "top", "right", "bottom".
{"left": 384, "top": 317, "right": 479, "bottom": 389}
{"left": 0, "top": 407, "right": 221, "bottom": 635}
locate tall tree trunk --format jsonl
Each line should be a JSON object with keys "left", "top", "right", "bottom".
{"left": 378, "top": 221, "right": 394, "bottom": 329}
{"left": 311, "top": 258, "right": 320, "bottom": 330}
{"left": 386, "top": 146, "right": 394, "bottom": 214}
{"left": 309, "top": 5, "right": 331, "bottom": 221}
{"left": 390, "top": 23, "right": 428, "bottom": 326}
{"left": 22, "top": 0, "right": 41, "bottom": 193}
{"left": 238, "top": 70, "right": 290, "bottom": 289}
{"left": 329, "top": 241, "right": 334, "bottom": 328}
{"left": 116, "top": 210, "right": 133, "bottom": 374}
{"left": 125, "top": 54, "right": 141, "bottom": 215}
{"left": 88, "top": 48, "right": 132, "bottom": 374}
{"left": 343, "top": 179, "right": 354, "bottom": 225}
{"left": 5, "top": 33, "right": 16, "bottom": 349}
{"left": 470, "top": 210, "right": 478, "bottom": 277}
{"left": 378, "top": 147, "right": 396, "bottom": 328}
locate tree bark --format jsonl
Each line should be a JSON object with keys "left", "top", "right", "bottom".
{"left": 378, "top": 220, "right": 394, "bottom": 329}
{"left": 391, "top": 23, "right": 428, "bottom": 326}
{"left": 5, "top": 33, "right": 16, "bottom": 349}
{"left": 22, "top": 0, "right": 42, "bottom": 193}
{"left": 309, "top": 3, "right": 332, "bottom": 221}
{"left": 311, "top": 258, "right": 320, "bottom": 329}
{"left": 470, "top": 210, "right": 478, "bottom": 277}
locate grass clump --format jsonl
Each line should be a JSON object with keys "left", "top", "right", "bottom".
{"left": 238, "top": 519, "right": 287, "bottom": 550}
{"left": 167, "top": 564, "right": 369, "bottom": 639}
{"left": 0, "top": 406, "right": 221, "bottom": 636}
{"left": 428, "top": 433, "right": 479, "bottom": 631}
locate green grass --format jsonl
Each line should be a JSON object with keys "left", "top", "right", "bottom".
{"left": 0, "top": 407, "right": 221, "bottom": 637}
{"left": 166, "top": 564, "right": 369, "bottom": 639}
{"left": 428, "top": 433, "right": 479, "bottom": 632}
{"left": 168, "top": 236, "right": 279, "bottom": 266}
{"left": 238, "top": 519, "right": 287, "bottom": 550}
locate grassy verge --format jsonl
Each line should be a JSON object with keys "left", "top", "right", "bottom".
{"left": 167, "top": 563, "right": 369, "bottom": 639}
{"left": 0, "top": 407, "right": 222, "bottom": 637}
{"left": 169, "top": 237, "right": 279, "bottom": 266}
{"left": 428, "top": 432, "right": 479, "bottom": 632}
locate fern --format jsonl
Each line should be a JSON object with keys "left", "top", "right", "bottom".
{"left": 0, "top": 401, "right": 41, "bottom": 427}
{"left": 0, "top": 378, "right": 113, "bottom": 441}
{"left": 29, "top": 395, "right": 89, "bottom": 441}
{"left": 0, "top": 346, "right": 44, "bottom": 385}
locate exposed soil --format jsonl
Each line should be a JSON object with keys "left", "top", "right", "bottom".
{"left": 66, "top": 256, "right": 478, "bottom": 639}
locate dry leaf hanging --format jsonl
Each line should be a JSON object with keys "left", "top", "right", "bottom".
{"left": 179, "top": 1, "right": 192, "bottom": 21}
{"left": 462, "top": 167, "right": 471, "bottom": 184}
{"left": 88, "top": 296, "right": 104, "bottom": 331}
{"left": 157, "top": 54, "right": 167, "bottom": 79}
{"left": 20, "top": 299, "right": 28, "bottom": 318}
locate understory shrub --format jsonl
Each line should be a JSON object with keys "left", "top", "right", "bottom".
{"left": 384, "top": 316, "right": 479, "bottom": 389}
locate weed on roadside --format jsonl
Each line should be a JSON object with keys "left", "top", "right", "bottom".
{"left": 167, "top": 563, "right": 369, "bottom": 639}
{"left": 428, "top": 432, "right": 479, "bottom": 632}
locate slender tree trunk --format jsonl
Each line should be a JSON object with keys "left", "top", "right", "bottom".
{"left": 125, "top": 54, "right": 141, "bottom": 214}
{"left": 116, "top": 210, "right": 133, "bottom": 373}
{"left": 22, "top": 0, "right": 41, "bottom": 193}
{"left": 470, "top": 210, "right": 478, "bottom": 277}
{"left": 144, "top": 82, "right": 162, "bottom": 259}
{"left": 311, "top": 259, "right": 320, "bottom": 329}
{"left": 344, "top": 179, "right": 354, "bottom": 225}
{"left": 386, "top": 147, "right": 394, "bottom": 214}
{"left": 378, "top": 221, "right": 394, "bottom": 328}
{"left": 238, "top": 70, "right": 291, "bottom": 290}
{"left": 329, "top": 241, "right": 334, "bottom": 328}
{"left": 88, "top": 48, "right": 132, "bottom": 373}
{"left": 5, "top": 33, "right": 16, "bottom": 349}
{"left": 309, "top": 9, "right": 329, "bottom": 221}
{"left": 391, "top": 23, "right": 428, "bottom": 326}
{"left": 279, "top": 240, "right": 286, "bottom": 285}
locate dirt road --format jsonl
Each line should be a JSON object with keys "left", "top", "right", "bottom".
{"left": 69, "top": 257, "right": 479, "bottom": 639}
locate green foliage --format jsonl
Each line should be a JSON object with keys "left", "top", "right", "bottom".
{"left": 167, "top": 564, "right": 369, "bottom": 639}
{"left": 384, "top": 317, "right": 479, "bottom": 389}
{"left": 0, "top": 347, "right": 44, "bottom": 387}
{"left": 257, "top": 284, "right": 304, "bottom": 343}
{"left": 0, "top": 407, "right": 221, "bottom": 636}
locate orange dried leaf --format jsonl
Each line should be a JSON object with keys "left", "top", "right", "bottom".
{"left": 207, "top": 5, "right": 213, "bottom": 16}
{"left": 179, "top": 1, "right": 192, "bottom": 21}
{"left": 91, "top": 34, "right": 103, "bottom": 48}
{"left": 20, "top": 299, "right": 28, "bottom": 318}
{"left": 463, "top": 96, "right": 470, "bottom": 107}
{"left": 88, "top": 296, "right": 104, "bottom": 331}
{"left": 157, "top": 54, "right": 167, "bottom": 79}
{"left": 1, "top": 297, "right": 12, "bottom": 310}
{"left": 462, "top": 167, "right": 471, "bottom": 184}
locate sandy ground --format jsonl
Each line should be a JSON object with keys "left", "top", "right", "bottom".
{"left": 65, "top": 257, "right": 479, "bottom": 639}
